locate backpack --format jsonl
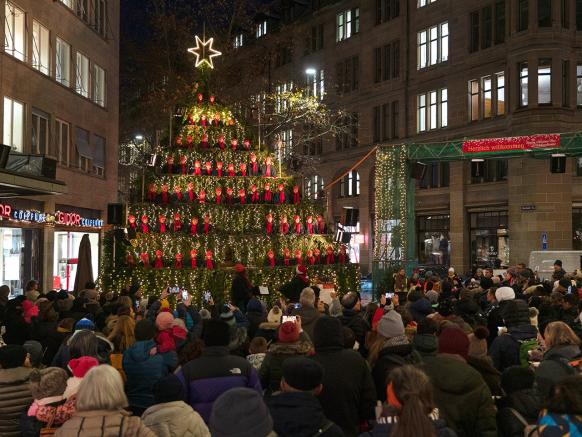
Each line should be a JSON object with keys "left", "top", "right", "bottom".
{"left": 509, "top": 335, "right": 541, "bottom": 368}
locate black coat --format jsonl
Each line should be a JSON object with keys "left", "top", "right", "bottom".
{"left": 280, "top": 276, "right": 310, "bottom": 303}
{"left": 3, "top": 311, "right": 31, "bottom": 345}
{"left": 339, "top": 309, "right": 369, "bottom": 354}
{"left": 496, "top": 389, "right": 541, "bottom": 437}
{"left": 231, "top": 274, "right": 252, "bottom": 310}
{"left": 268, "top": 391, "right": 344, "bottom": 437}
{"left": 371, "top": 343, "right": 422, "bottom": 402}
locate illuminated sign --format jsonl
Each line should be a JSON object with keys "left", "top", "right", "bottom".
{"left": 0, "top": 203, "right": 11, "bottom": 218}
{"left": 6, "top": 207, "right": 103, "bottom": 228}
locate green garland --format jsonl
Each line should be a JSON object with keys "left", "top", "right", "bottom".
{"left": 147, "top": 175, "right": 293, "bottom": 193}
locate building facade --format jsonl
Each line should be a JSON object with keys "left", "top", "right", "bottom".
{"left": 0, "top": 0, "right": 119, "bottom": 293}
{"left": 222, "top": 0, "right": 582, "bottom": 275}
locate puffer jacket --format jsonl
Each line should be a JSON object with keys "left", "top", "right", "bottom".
{"left": 141, "top": 401, "right": 210, "bottom": 437}
{"left": 535, "top": 344, "right": 582, "bottom": 400}
{"left": 489, "top": 325, "right": 538, "bottom": 371}
{"left": 259, "top": 339, "right": 313, "bottom": 395}
{"left": 371, "top": 341, "right": 422, "bottom": 402}
{"left": 54, "top": 409, "right": 155, "bottom": 437}
{"left": 0, "top": 367, "right": 33, "bottom": 437}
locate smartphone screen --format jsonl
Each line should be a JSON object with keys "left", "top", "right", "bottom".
{"left": 181, "top": 290, "right": 188, "bottom": 300}
{"left": 385, "top": 292, "right": 394, "bottom": 299}
{"left": 203, "top": 291, "right": 211, "bottom": 302}
{"left": 282, "top": 316, "right": 297, "bottom": 323}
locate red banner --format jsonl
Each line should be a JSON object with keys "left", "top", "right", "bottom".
{"left": 462, "top": 134, "right": 560, "bottom": 154}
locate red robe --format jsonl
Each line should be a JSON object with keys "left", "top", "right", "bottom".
{"left": 250, "top": 192, "right": 260, "bottom": 203}
{"left": 293, "top": 192, "right": 300, "bottom": 204}
{"left": 279, "top": 223, "right": 289, "bottom": 234}
{"left": 266, "top": 222, "right": 273, "bottom": 235}
{"left": 191, "top": 258, "right": 197, "bottom": 269}
{"left": 194, "top": 167, "right": 202, "bottom": 176}
{"left": 294, "top": 222, "right": 301, "bottom": 234}
{"left": 141, "top": 223, "right": 149, "bottom": 233}
{"left": 278, "top": 191, "right": 286, "bottom": 204}
{"left": 306, "top": 222, "right": 314, "bottom": 234}
{"left": 205, "top": 259, "right": 214, "bottom": 269}
{"left": 264, "top": 190, "right": 273, "bottom": 202}
{"left": 190, "top": 224, "right": 198, "bottom": 235}
{"left": 203, "top": 223, "right": 210, "bottom": 234}
{"left": 173, "top": 220, "right": 182, "bottom": 233}
{"left": 326, "top": 253, "right": 335, "bottom": 264}
{"left": 265, "top": 165, "right": 274, "bottom": 177}
{"left": 159, "top": 223, "right": 167, "bottom": 234}
{"left": 161, "top": 192, "right": 169, "bottom": 204}
{"left": 154, "top": 257, "right": 163, "bottom": 269}
{"left": 174, "top": 260, "right": 183, "bottom": 269}
{"left": 187, "top": 190, "right": 195, "bottom": 202}
{"left": 239, "top": 195, "right": 246, "bottom": 205}
{"left": 175, "top": 191, "right": 183, "bottom": 202}
{"left": 268, "top": 257, "right": 275, "bottom": 268}
{"left": 250, "top": 161, "right": 259, "bottom": 175}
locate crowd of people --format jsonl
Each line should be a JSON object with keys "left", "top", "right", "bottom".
{"left": 1, "top": 260, "right": 582, "bottom": 436}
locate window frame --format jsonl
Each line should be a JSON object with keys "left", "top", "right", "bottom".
{"left": 93, "top": 64, "right": 106, "bottom": 107}
{"left": 417, "top": 88, "right": 447, "bottom": 132}
{"left": 32, "top": 20, "right": 50, "bottom": 75}
{"left": 55, "top": 118, "right": 70, "bottom": 166}
{"left": 75, "top": 52, "right": 90, "bottom": 98}
{"left": 519, "top": 62, "right": 529, "bottom": 107}
{"left": 336, "top": 7, "right": 360, "bottom": 42}
{"left": 538, "top": 58, "right": 552, "bottom": 105}
{"left": 31, "top": 108, "right": 50, "bottom": 156}
{"left": 5, "top": 1, "right": 26, "bottom": 61}
{"left": 417, "top": 21, "right": 448, "bottom": 69}
{"left": 56, "top": 37, "right": 71, "bottom": 87}
{"left": 3, "top": 96, "right": 25, "bottom": 152}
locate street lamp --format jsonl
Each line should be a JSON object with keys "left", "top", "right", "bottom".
{"left": 134, "top": 134, "right": 144, "bottom": 141}
{"left": 305, "top": 68, "right": 316, "bottom": 75}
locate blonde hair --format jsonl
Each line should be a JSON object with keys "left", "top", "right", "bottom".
{"left": 544, "top": 321, "right": 581, "bottom": 349}
{"left": 117, "top": 296, "right": 133, "bottom": 308}
{"left": 300, "top": 287, "right": 316, "bottom": 307}
{"left": 108, "top": 315, "right": 136, "bottom": 352}
{"left": 76, "top": 365, "right": 128, "bottom": 411}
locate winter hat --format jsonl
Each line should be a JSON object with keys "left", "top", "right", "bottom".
{"left": 220, "top": 311, "right": 236, "bottom": 327}
{"left": 377, "top": 310, "right": 405, "bottom": 339}
{"left": 409, "top": 298, "right": 434, "bottom": 321}
{"left": 68, "top": 356, "right": 99, "bottom": 378}
{"left": 234, "top": 263, "right": 246, "bottom": 273}
{"left": 558, "top": 278, "right": 571, "bottom": 291}
{"left": 153, "top": 374, "right": 185, "bottom": 404}
{"left": 495, "top": 286, "right": 515, "bottom": 302}
{"left": 22, "top": 341, "right": 43, "bottom": 368}
{"left": 502, "top": 299, "right": 530, "bottom": 328}
{"left": 467, "top": 326, "right": 489, "bottom": 358}
{"left": 296, "top": 264, "right": 307, "bottom": 275}
{"left": 313, "top": 316, "right": 344, "bottom": 350}
{"left": 438, "top": 328, "right": 470, "bottom": 360}
{"left": 156, "top": 311, "right": 175, "bottom": 331}
{"left": 75, "top": 318, "right": 95, "bottom": 331}
{"left": 425, "top": 290, "right": 439, "bottom": 305}
{"left": 267, "top": 306, "right": 282, "bottom": 325}
{"left": 501, "top": 366, "right": 535, "bottom": 394}
{"left": 246, "top": 298, "right": 263, "bottom": 314}
{"left": 199, "top": 308, "right": 211, "bottom": 320}
{"left": 203, "top": 320, "right": 230, "bottom": 347}
{"left": 278, "top": 321, "right": 300, "bottom": 343}
{"left": 210, "top": 388, "right": 273, "bottom": 437}
{"left": 0, "top": 345, "right": 27, "bottom": 368}
{"left": 135, "top": 319, "right": 156, "bottom": 341}
{"left": 282, "top": 357, "right": 324, "bottom": 391}
{"left": 554, "top": 259, "right": 563, "bottom": 267}
{"left": 29, "top": 367, "right": 68, "bottom": 399}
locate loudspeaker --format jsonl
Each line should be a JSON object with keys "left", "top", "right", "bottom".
{"left": 107, "top": 203, "right": 125, "bottom": 225}
{"left": 411, "top": 162, "right": 427, "bottom": 180}
{"left": 471, "top": 160, "right": 485, "bottom": 178}
{"left": 550, "top": 156, "right": 566, "bottom": 174}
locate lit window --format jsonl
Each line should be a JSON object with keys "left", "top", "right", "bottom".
{"left": 94, "top": 0, "right": 106, "bottom": 36}
{"left": 275, "top": 82, "right": 293, "bottom": 113}
{"left": 233, "top": 34, "right": 243, "bottom": 48}
{"left": 417, "top": 22, "right": 448, "bottom": 69}
{"left": 56, "top": 119, "right": 70, "bottom": 166}
{"left": 577, "top": 64, "right": 582, "bottom": 107}
{"left": 92, "top": 134, "right": 105, "bottom": 176}
{"left": 76, "top": 0, "right": 88, "bottom": 22}
{"left": 5, "top": 2, "right": 26, "bottom": 61}
{"left": 519, "top": 62, "right": 529, "bottom": 107}
{"left": 538, "top": 59, "right": 552, "bottom": 105}
{"left": 59, "top": 0, "right": 74, "bottom": 8}
{"left": 307, "top": 70, "right": 325, "bottom": 100}
{"left": 256, "top": 21, "right": 267, "bottom": 38}
{"left": 3, "top": 97, "right": 24, "bottom": 152}
{"left": 418, "top": 0, "right": 437, "bottom": 7}
{"left": 56, "top": 38, "right": 71, "bottom": 87}
{"left": 32, "top": 21, "right": 50, "bottom": 75}
{"left": 32, "top": 108, "right": 50, "bottom": 155}
{"left": 280, "top": 129, "right": 293, "bottom": 159}
{"left": 483, "top": 76, "right": 493, "bottom": 118}
{"left": 496, "top": 72, "right": 505, "bottom": 115}
{"left": 93, "top": 64, "right": 106, "bottom": 107}
{"left": 306, "top": 175, "right": 324, "bottom": 199}
{"left": 336, "top": 8, "right": 360, "bottom": 42}
{"left": 342, "top": 171, "right": 360, "bottom": 197}
{"left": 469, "top": 80, "right": 480, "bottom": 121}
{"left": 417, "top": 88, "right": 447, "bottom": 132}
{"left": 76, "top": 52, "right": 90, "bottom": 98}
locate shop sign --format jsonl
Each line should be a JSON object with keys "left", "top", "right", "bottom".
{"left": 521, "top": 204, "right": 536, "bottom": 212}
{"left": 55, "top": 211, "right": 103, "bottom": 228}
{"left": 462, "top": 134, "right": 560, "bottom": 154}
{"left": 7, "top": 207, "right": 103, "bottom": 228}
{"left": 0, "top": 203, "right": 12, "bottom": 218}
{"left": 12, "top": 209, "right": 48, "bottom": 223}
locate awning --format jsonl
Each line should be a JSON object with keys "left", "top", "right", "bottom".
{"left": 0, "top": 169, "right": 67, "bottom": 198}
{"left": 92, "top": 135, "right": 105, "bottom": 167}
{"left": 75, "top": 127, "right": 92, "bottom": 159}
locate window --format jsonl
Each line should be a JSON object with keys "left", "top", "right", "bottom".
{"left": 483, "top": 76, "right": 493, "bottom": 118}
{"left": 376, "top": 0, "right": 399, "bottom": 24}
{"left": 469, "top": 80, "right": 480, "bottom": 121}
{"left": 417, "top": 88, "right": 447, "bottom": 132}
{"left": 577, "top": 64, "right": 582, "bottom": 107}
{"left": 374, "top": 48, "right": 382, "bottom": 83}
{"left": 280, "top": 129, "right": 293, "bottom": 158}
{"left": 256, "top": 21, "right": 267, "bottom": 38}
{"left": 303, "top": 138, "right": 322, "bottom": 156}
{"left": 418, "top": 0, "right": 438, "bottom": 7}
{"left": 563, "top": 60, "right": 570, "bottom": 107}
{"left": 383, "top": 45, "right": 391, "bottom": 81}
{"left": 470, "top": 11, "right": 480, "bottom": 53}
{"left": 75, "top": 127, "right": 91, "bottom": 171}
{"left": 495, "top": 1, "right": 506, "bottom": 43}
{"left": 76, "top": 0, "right": 88, "bottom": 22}
{"left": 337, "top": 56, "right": 359, "bottom": 93}
{"left": 93, "top": 65, "right": 106, "bottom": 107}
{"left": 577, "top": 0, "right": 582, "bottom": 30}
{"left": 419, "top": 163, "right": 450, "bottom": 189}
{"left": 518, "top": 0, "right": 529, "bottom": 31}
{"left": 340, "top": 171, "right": 360, "bottom": 197}
{"left": 308, "top": 69, "right": 324, "bottom": 99}
{"left": 374, "top": 41, "right": 399, "bottom": 82}
{"left": 76, "top": 53, "right": 90, "bottom": 97}
{"left": 5, "top": 2, "right": 25, "bottom": 61}
{"left": 391, "top": 101, "right": 399, "bottom": 138}
{"left": 310, "top": 24, "right": 324, "bottom": 52}
{"left": 381, "top": 103, "right": 390, "bottom": 140}
{"left": 538, "top": 0, "right": 552, "bottom": 27}
{"left": 59, "top": 0, "right": 74, "bottom": 8}
{"left": 562, "top": 0, "right": 569, "bottom": 28}
{"left": 373, "top": 106, "right": 381, "bottom": 142}
{"left": 471, "top": 160, "right": 508, "bottom": 183}
{"left": 32, "top": 108, "right": 50, "bottom": 155}
{"left": 336, "top": 8, "right": 359, "bottom": 42}
{"left": 306, "top": 175, "right": 324, "bottom": 199}
{"left": 392, "top": 41, "right": 400, "bottom": 78}
{"left": 275, "top": 82, "right": 293, "bottom": 113}
{"left": 336, "top": 113, "right": 358, "bottom": 149}
{"left": 3, "top": 97, "right": 24, "bottom": 152}
{"left": 538, "top": 59, "right": 552, "bottom": 105}
{"left": 469, "top": 72, "right": 506, "bottom": 119}
{"left": 32, "top": 21, "right": 50, "bottom": 75}
{"left": 56, "top": 119, "right": 70, "bottom": 166}
{"left": 92, "top": 134, "right": 105, "bottom": 176}
{"left": 497, "top": 72, "right": 506, "bottom": 114}
{"left": 94, "top": 0, "right": 106, "bottom": 36}
{"left": 56, "top": 38, "right": 71, "bottom": 86}
{"left": 519, "top": 62, "right": 529, "bottom": 107}
{"left": 275, "top": 47, "right": 292, "bottom": 68}
{"left": 482, "top": 6, "right": 493, "bottom": 49}
{"left": 233, "top": 34, "right": 243, "bottom": 49}
{"left": 417, "top": 22, "right": 448, "bottom": 69}
{"left": 350, "top": 113, "right": 359, "bottom": 148}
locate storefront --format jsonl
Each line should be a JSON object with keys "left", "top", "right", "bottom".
{"left": 469, "top": 210, "right": 509, "bottom": 269}
{"left": 417, "top": 215, "right": 450, "bottom": 266}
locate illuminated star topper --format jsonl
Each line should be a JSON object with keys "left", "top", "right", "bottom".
{"left": 188, "top": 35, "right": 222, "bottom": 69}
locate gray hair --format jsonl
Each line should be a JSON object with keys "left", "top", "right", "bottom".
{"left": 76, "top": 365, "right": 128, "bottom": 411}
{"left": 300, "top": 287, "right": 316, "bottom": 307}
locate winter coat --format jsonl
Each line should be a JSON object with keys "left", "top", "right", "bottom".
{"left": 176, "top": 345, "right": 262, "bottom": 423}
{"left": 496, "top": 389, "right": 541, "bottom": 437}
{"left": 467, "top": 356, "right": 502, "bottom": 397}
{"left": 267, "top": 391, "right": 345, "bottom": 437}
{"left": 3, "top": 310, "right": 31, "bottom": 345}
{"left": 141, "top": 401, "right": 210, "bottom": 437}
{"left": 280, "top": 276, "right": 310, "bottom": 302}
{"left": 360, "top": 407, "right": 457, "bottom": 437}
{"left": 0, "top": 367, "right": 33, "bottom": 437}
{"left": 535, "top": 344, "right": 582, "bottom": 400}
{"left": 311, "top": 341, "right": 376, "bottom": 436}
{"left": 339, "top": 309, "right": 369, "bottom": 354}
{"left": 174, "top": 303, "right": 203, "bottom": 338}
{"left": 51, "top": 332, "right": 114, "bottom": 368}
{"left": 537, "top": 410, "right": 582, "bottom": 436}
{"left": 230, "top": 275, "right": 252, "bottom": 311}
{"left": 122, "top": 340, "right": 176, "bottom": 410}
{"left": 292, "top": 305, "right": 321, "bottom": 341}
{"left": 421, "top": 354, "right": 497, "bottom": 437}
{"left": 20, "top": 397, "right": 75, "bottom": 437}
{"left": 489, "top": 325, "right": 538, "bottom": 371}
{"left": 259, "top": 340, "right": 313, "bottom": 395}
{"left": 254, "top": 322, "right": 279, "bottom": 344}
{"left": 371, "top": 342, "right": 423, "bottom": 402}
{"left": 54, "top": 409, "right": 155, "bottom": 437}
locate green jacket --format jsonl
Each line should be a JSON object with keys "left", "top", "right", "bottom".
{"left": 421, "top": 354, "right": 497, "bottom": 437}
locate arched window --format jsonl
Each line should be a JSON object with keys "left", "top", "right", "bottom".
{"left": 340, "top": 170, "right": 360, "bottom": 197}
{"left": 306, "top": 175, "right": 324, "bottom": 199}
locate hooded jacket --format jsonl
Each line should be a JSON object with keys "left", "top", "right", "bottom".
{"left": 421, "top": 354, "right": 497, "bottom": 437}
{"left": 0, "top": 367, "right": 32, "bottom": 437}
{"left": 496, "top": 389, "right": 541, "bottom": 437}
{"left": 259, "top": 340, "right": 313, "bottom": 395}
{"left": 371, "top": 342, "right": 422, "bottom": 402}
{"left": 267, "top": 392, "right": 344, "bottom": 437}
{"left": 535, "top": 343, "right": 582, "bottom": 400}
{"left": 122, "top": 340, "right": 176, "bottom": 409}
{"left": 339, "top": 309, "right": 369, "bottom": 354}
{"left": 310, "top": 317, "right": 376, "bottom": 437}
{"left": 489, "top": 324, "right": 538, "bottom": 371}
{"left": 141, "top": 400, "right": 210, "bottom": 437}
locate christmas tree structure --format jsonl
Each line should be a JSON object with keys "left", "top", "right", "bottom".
{"left": 101, "top": 90, "right": 360, "bottom": 303}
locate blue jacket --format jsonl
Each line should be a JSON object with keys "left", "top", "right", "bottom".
{"left": 176, "top": 346, "right": 262, "bottom": 423}
{"left": 489, "top": 325, "right": 538, "bottom": 371}
{"left": 123, "top": 340, "right": 176, "bottom": 409}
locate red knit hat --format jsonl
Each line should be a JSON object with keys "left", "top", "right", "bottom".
{"left": 296, "top": 265, "right": 307, "bottom": 276}
{"left": 278, "top": 321, "right": 300, "bottom": 343}
{"left": 234, "top": 263, "right": 245, "bottom": 273}
{"left": 68, "top": 356, "right": 99, "bottom": 378}
{"left": 438, "top": 328, "right": 470, "bottom": 360}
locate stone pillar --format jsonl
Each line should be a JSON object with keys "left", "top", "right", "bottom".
{"left": 42, "top": 198, "right": 56, "bottom": 292}
{"left": 449, "top": 161, "right": 469, "bottom": 272}
{"left": 508, "top": 157, "right": 573, "bottom": 265}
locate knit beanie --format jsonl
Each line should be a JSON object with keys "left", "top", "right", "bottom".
{"left": 68, "top": 356, "right": 99, "bottom": 378}
{"left": 75, "top": 318, "right": 95, "bottom": 331}
{"left": 282, "top": 357, "right": 324, "bottom": 391}
{"left": 377, "top": 310, "right": 405, "bottom": 339}
{"left": 156, "top": 311, "right": 175, "bottom": 331}
{"left": 501, "top": 366, "right": 535, "bottom": 394}
{"left": 467, "top": 326, "right": 489, "bottom": 358}
{"left": 22, "top": 341, "right": 43, "bottom": 368}
{"left": 278, "top": 321, "right": 300, "bottom": 343}
{"left": 313, "top": 316, "right": 344, "bottom": 350}
{"left": 135, "top": 319, "right": 156, "bottom": 341}
{"left": 29, "top": 367, "right": 68, "bottom": 399}
{"left": 267, "top": 306, "right": 282, "bottom": 325}
{"left": 438, "top": 328, "right": 470, "bottom": 360}
{"left": 153, "top": 374, "right": 185, "bottom": 404}
{"left": 495, "top": 286, "right": 515, "bottom": 302}
{"left": 210, "top": 388, "right": 273, "bottom": 437}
